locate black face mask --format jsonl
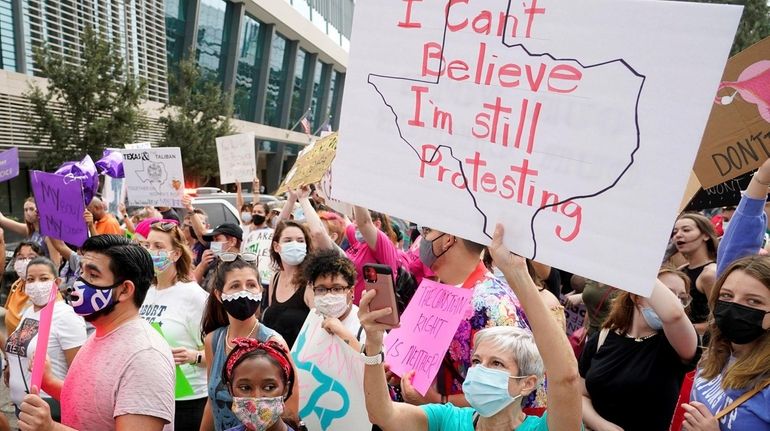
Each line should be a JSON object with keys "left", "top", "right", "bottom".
{"left": 252, "top": 214, "right": 266, "bottom": 226}
{"left": 714, "top": 300, "right": 770, "bottom": 344}
{"left": 222, "top": 296, "right": 261, "bottom": 321}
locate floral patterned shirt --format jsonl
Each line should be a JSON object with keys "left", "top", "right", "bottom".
{"left": 438, "top": 263, "right": 547, "bottom": 408}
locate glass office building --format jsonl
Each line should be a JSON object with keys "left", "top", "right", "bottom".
{"left": 0, "top": 0, "right": 351, "bottom": 194}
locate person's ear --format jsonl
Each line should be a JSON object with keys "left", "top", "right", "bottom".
{"left": 273, "top": 241, "right": 281, "bottom": 254}
{"left": 330, "top": 232, "right": 338, "bottom": 244}
{"left": 214, "top": 289, "right": 222, "bottom": 303}
{"left": 519, "top": 375, "right": 538, "bottom": 396}
{"left": 116, "top": 280, "right": 136, "bottom": 304}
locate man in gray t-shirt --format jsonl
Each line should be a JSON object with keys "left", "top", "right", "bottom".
{"left": 18, "top": 235, "right": 175, "bottom": 431}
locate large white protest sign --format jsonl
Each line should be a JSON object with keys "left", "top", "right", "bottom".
{"left": 331, "top": 0, "right": 741, "bottom": 296}
{"left": 216, "top": 133, "right": 256, "bottom": 185}
{"left": 291, "top": 312, "right": 371, "bottom": 431}
{"left": 121, "top": 148, "right": 185, "bottom": 207}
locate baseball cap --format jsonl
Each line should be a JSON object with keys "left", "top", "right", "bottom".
{"left": 203, "top": 223, "right": 243, "bottom": 241}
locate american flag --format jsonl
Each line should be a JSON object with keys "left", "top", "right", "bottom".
{"left": 300, "top": 117, "right": 311, "bottom": 135}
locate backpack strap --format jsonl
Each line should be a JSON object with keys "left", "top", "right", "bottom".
{"left": 715, "top": 381, "right": 770, "bottom": 420}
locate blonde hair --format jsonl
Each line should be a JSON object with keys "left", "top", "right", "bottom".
{"left": 700, "top": 256, "right": 770, "bottom": 390}
{"left": 150, "top": 223, "right": 193, "bottom": 283}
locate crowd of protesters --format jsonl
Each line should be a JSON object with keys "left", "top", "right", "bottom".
{"left": 0, "top": 157, "right": 763, "bottom": 431}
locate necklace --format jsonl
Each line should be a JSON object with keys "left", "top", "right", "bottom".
{"left": 626, "top": 332, "right": 657, "bottom": 342}
{"left": 226, "top": 319, "right": 259, "bottom": 350}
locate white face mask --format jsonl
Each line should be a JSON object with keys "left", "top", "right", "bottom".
{"left": 14, "top": 259, "right": 30, "bottom": 278}
{"left": 314, "top": 294, "right": 349, "bottom": 318}
{"left": 279, "top": 241, "right": 307, "bottom": 266}
{"left": 26, "top": 280, "right": 55, "bottom": 307}
{"left": 209, "top": 241, "right": 225, "bottom": 254}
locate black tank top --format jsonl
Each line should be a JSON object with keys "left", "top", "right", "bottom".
{"left": 685, "top": 263, "right": 713, "bottom": 324}
{"left": 261, "top": 273, "right": 309, "bottom": 348}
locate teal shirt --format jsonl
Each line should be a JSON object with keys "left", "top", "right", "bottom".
{"left": 421, "top": 404, "right": 550, "bottom": 431}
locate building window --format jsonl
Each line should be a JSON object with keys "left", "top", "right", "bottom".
{"left": 329, "top": 70, "right": 344, "bottom": 130}
{"left": 326, "top": 70, "right": 337, "bottom": 127}
{"left": 290, "top": 48, "right": 309, "bottom": 126}
{"left": 233, "top": 14, "right": 263, "bottom": 121}
{"left": 309, "top": 60, "right": 324, "bottom": 128}
{"left": 196, "top": 0, "right": 227, "bottom": 82}
{"left": 165, "top": 0, "right": 187, "bottom": 72}
{"left": 0, "top": 0, "right": 17, "bottom": 71}
{"left": 264, "top": 33, "right": 289, "bottom": 128}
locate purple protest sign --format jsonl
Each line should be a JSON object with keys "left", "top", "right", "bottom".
{"left": 0, "top": 147, "right": 20, "bottom": 183}
{"left": 383, "top": 279, "right": 473, "bottom": 396}
{"left": 31, "top": 171, "right": 88, "bottom": 247}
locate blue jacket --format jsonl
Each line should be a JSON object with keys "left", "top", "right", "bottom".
{"left": 716, "top": 195, "right": 767, "bottom": 276}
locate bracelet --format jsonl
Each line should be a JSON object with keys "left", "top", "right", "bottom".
{"left": 753, "top": 173, "right": 770, "bottom": 186}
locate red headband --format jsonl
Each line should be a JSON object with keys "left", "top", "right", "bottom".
{"left": 225, "top": 338, "right": 292, "bottom": 383}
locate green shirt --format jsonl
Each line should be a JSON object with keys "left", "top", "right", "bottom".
{"left": 421, "top": 403, "right": 550, "bottom": 431}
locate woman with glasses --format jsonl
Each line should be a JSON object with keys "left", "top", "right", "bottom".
{"left": 139, "top": 221, "right": 209, "bottom": 431}
{"left": 579, "top": 266, "right": 699, "bottom": 431}
{"left": 261, "top": 221, "right": 314, "bottom": 348}
{"left": 304, "top": 249, "right": 365, "bottom": 351}
{"left": 199, "top": 254, "right": 300, "bottom": 431}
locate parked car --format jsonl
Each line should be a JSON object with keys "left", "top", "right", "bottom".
{"left": 183, "top": 187, "right": 279, "bottom": 228}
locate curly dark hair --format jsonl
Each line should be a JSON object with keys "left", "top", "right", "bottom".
{"left": 302, "top": 249, "right": 357, "bottom": 288}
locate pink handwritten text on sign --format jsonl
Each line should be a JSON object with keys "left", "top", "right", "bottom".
{"left": 383, "top": 279, "right": 473, "bottom": 396}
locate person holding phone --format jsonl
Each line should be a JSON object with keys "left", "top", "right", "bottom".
{"left": 358, "top": 224, "right": 581, "bottom": 431}
{"left": 407, "top": 226, "right": 538, "bottom": 409}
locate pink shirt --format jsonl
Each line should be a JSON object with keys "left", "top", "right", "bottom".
{"left": 61, "top": 318, "right": 175, "bottom": 430}
{"left": 345, "top": 224, "right": 400, "bottom": 304}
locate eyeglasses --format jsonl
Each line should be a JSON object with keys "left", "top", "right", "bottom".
{"left": 420, "top": 226, "right": 432, "bottom": 236}
{"left": 678, "top": 295, "right": 692, "bottom": 308}
{"left": 312, "top": 285, "right": 350, "bottom": 295}
{"left": 219, "top": 252, "right": 258, "bottom": 263}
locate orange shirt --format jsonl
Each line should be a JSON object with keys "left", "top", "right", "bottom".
{"left": 94, "top": 214, "right": 123, "bottom": 235}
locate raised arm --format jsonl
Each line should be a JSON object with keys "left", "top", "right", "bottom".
{"left": 0, "top": 212, "right": 30, "bottom": 236}
{"left": 359, "top": 290, "right": 429, "bottom": 431}
{"left": 649, "top": 279, "right": 698, "bottom": 361}
{"left": 183, "top": 195, "right": 208, "bottom": 244}
{"left": 235, "top": 180, "right": 244, "bottom": 213}
{"left": 252, "top": 178, "right": 260, "bottom": 206}
{"left": 489, "top": 224, "right": 581, "bottom": 431}
{"left": 277, "top": 190, "right": 297, "bottom": 224}
{"left": 296, "top": 186, "right": 335, "bottom": 251}
{"left": 717, "top": 158, "right": 770, "bottom": 276}
{"left": 119, "top": 204, "right": 135, "bottom": 234}
{"left": 48, "top": 238, "right": 74, "bottom": 261}
{"left": 354, "top": 206, "right": 378, "bottom": 250}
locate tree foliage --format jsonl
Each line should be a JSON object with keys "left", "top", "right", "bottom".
{"left": 687, "top": 0, "right": 770, "bottom": 55}
{"left": 159, "top": 55, "right": 234, "bottom": 186}
{"left": 25, "top": 26, "right": 147, "bottom": 171}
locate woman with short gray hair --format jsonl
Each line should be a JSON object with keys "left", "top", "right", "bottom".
{"left": 358, "top": 224, "right": 582, "bottom": 431}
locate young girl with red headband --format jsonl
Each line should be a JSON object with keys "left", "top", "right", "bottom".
{"left": 222, "top": 338, "right": 301, "bottom": 431}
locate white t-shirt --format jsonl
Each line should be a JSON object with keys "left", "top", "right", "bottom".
{"left": 61, "top": 318, "right": 175, "bottom": 430}
{"left": 241, "top": 227, "right": 275, "bottom": 285}
{"left": 311, "top": 305, "right": 366, "bottom": 344}
{"left": 5, "top": 301, "right": 87, "bottom": 406}
{"left": 139, "top": 280, "right": 209, "bottom": 401}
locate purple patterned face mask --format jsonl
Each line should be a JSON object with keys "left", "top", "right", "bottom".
{"left": 231, "top": 396, "right": 284, "bottom": 431}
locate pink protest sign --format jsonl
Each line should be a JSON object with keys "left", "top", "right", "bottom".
{"left": 383, "top": 279, "right": 473, "bottom": 396}
{"left": 30, "top": 283, "right": 58, "bottom": 388}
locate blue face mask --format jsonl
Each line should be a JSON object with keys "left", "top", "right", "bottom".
{"left": 68, "top": 277, "right": 122, "bottom": 317}
{"left": 354, "top": 229, "right": 365, "bottom": 244}
{"left": 462, "top": 365, "right": 525, "bottom": 417}
{"left": 279, "top": 241, "right": 307, "bottom": 266}
{"left": 641, "top": 307, "right": 664, "bottom": 331}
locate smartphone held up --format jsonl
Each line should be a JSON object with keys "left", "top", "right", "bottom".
{"left": 363, "top": 264, "right": 400, "bottom": 326}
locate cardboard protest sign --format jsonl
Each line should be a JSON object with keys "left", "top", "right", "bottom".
{"left": 331, "top": 0, "right": 740, "bottom": 296}
{"left": 215, "top": 133, "right": 256, "bottom": 185}
{"left": 693, "top": 36, "right": 770, "bottom": 189}
{"left": 383, "top": 279, "right": 473, "bottom": 395}
{"left": 291, "top": 312, "right": 371, "bottom": 431}
{"left": 120, "top": 148, "right": 185, "bottom": 208}
{"left": 31, "top": 171, "right": 88, "bottom": 246}
{"left": 277, "top": 133, "right": 338, "bottom": 194}
{"left": 684, "top": 170, "right": 770, "bottom": 211}
{"left": 318, "top": 169, "right": 354, "bottom": 217}
{"left": 0, "top": 147, "right": 19, "bottom": 183}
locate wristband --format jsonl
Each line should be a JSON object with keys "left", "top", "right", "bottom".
{"left": 360, "top": 345, "right": 385, "bottom": 366}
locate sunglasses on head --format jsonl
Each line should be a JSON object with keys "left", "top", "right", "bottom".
{"left": 152, "top": 222, "right": 178, "bottom": 232}
{"left": 219, "top": 252, "right": 258, "bottom": 263}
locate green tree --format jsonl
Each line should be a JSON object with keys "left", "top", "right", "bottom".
{"left": 688, "top": 0, "right": 770, "bottom": 55}
{"left": 159, "top": 55, "right": 234, "bottom": 186}
{"left": 25, "top": 26, "right": 147, "bottom": 170}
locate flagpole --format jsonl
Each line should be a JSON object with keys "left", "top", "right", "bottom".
{"left": 288, "top": 108, "right": 312, "bottom": 132}
{"left": 312, "top": 115, "right": 331, "bottom": 136}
